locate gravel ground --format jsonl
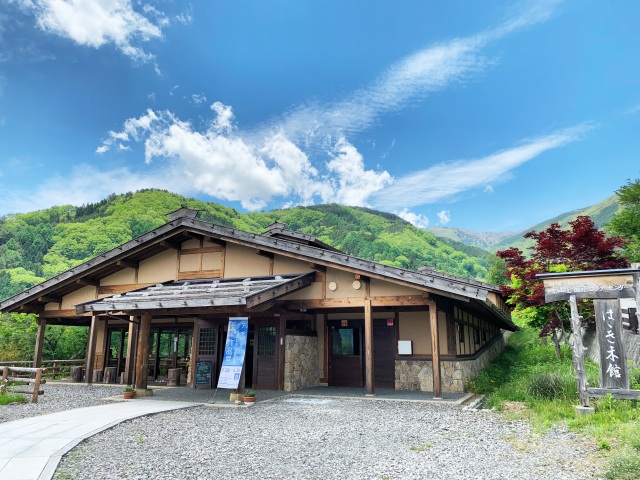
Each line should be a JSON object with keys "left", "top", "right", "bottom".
{"left": 52, "top": 396, "right": 603, "bottom": 480}
{"left": 0, "top": 383, "right": 124, "bottom": 424}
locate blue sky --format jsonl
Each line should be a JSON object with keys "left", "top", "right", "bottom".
{"left": 1, "top": 0, "right": 639, "bottom": 233}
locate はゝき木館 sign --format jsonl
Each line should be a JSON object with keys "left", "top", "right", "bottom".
{"left": 538, "top": 268, "right": 640, "bottom": 407}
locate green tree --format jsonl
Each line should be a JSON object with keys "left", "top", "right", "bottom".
{"left": 497, "top": 216, "right": 627, "bottom": 358}
{"left": 607, "top": 177, "right": 640, "bottom": 262}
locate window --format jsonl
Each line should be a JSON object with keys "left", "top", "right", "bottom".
{"left": 458, "top": 324, "right": 465, "bottom": 343}
{"left": 473, "top": 328, "right": 481, "bottom": 344}
{"left": 198, "top": 327, "right": 216, "bottom": 356}
{"left": 331, "top": 328, "right": 360, "bottom": 356}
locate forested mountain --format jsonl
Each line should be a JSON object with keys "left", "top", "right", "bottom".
{"left": 427, "top": 195, "right": 620, "bottom": 253}
{"left": 424, "top": 227, "right": 515, "bottom": 251}
{"left": 491, "top": 194, "right": 619, "bottom": 252}
{"left": 0, "top": 190, "right": 495, "bottom": 301}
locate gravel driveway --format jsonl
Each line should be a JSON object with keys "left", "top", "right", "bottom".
{"left": 51, "top": 395, "right": 602, "bottom": 480}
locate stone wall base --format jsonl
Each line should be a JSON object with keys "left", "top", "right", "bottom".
{"left": 284, "top": 335, "right": 321, "bottom": 392}
{"left": 395, "top": 333, "right": 507, "bottom": 393}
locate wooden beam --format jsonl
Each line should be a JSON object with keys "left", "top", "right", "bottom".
{"left": 277, "top": 295, "right": 429, "bottom": 310}
{"left": 41, "top": 309, "right": 85, "bottom": 318}
{"left": 427, "top": 300, "right": 442, "bottom": 399}
{"left": 135, "top": 313, "right": 151, "bottom": 392}
{"left": 257, "top": 250, "right": 275, "bottom": 259}
{"left": 76, "top": 278, "right": 99, "bottom": 287}
{"left": 85, "top": 315, "right": 99, "bottom": 385}
{"left": 308, "top": 263, "right": 327, "bottom": 272}
{"left": 364, "top": 298, "right": 374, "bottom": 396}
{"left": 18, "top": 305, "right": 44, "bottom": 314}
{"left": 354, "top": 273, "right": 370, "bottom": 283}
{"left": 159, "top": 239, "right": 181, "bottom": 250}
{"left": 33, "top": 317, "right": 46, "bottom": 369}
{"left": 246, "top": 273, "right": 316, "bottom": 309}
{"left": 37, "top": 295, "right": 61, "bottom": 304}
{"left": 588, "top": 388, "right": 640, "bottom": 400}
{"left": 98, "top": 283, "right": 155, "bottom": 295}
{"left": 116, "top": 260, "right": 139, "bottom": 269}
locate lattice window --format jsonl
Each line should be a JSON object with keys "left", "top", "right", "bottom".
{"left": 198, "top": 327, "right": 217, "bottom": 356}
{"left": 257, "top": 326, "right": 277, "bottom": 356}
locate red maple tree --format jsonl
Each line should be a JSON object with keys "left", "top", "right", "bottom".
{"left": 497, "top": 216, "right": 627, "bottom": 357}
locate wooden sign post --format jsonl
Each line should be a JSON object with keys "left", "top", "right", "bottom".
{"left": 538, "top": 268, "right": 640, "bottom": 414}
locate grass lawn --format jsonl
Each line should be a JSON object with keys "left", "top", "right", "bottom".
{"left": 466, "top": 327, "right": 640, "bottom": 480}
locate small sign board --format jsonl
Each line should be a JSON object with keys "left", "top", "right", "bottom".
{"left": 540, "top": 273, "right": 635, "bottom": 302}
{"left": 387, "top": 319, "right": 394, "bottom": 326}
{"left": 195, "top": 360, "right": 212, "bottom": 388}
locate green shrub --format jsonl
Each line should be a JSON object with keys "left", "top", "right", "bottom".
{"left": 604, "top": 449, "right": 640, "bottom": 480}
{"left": 526, "top": 371, "right": 577, "bottom": 400}
{"left": 0, "top": 391, "right": 26, "bottom": 405}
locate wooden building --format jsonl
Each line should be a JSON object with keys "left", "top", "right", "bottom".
{"left": 0, "top": 208, "right": 516, "bottom": 397}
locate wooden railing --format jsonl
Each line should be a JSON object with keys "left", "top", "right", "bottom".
{"left": 0, "top": 359, "right": 85, "bottom": 379}
{"left": 1, "top": 366, "right": 46, "bottom": 403}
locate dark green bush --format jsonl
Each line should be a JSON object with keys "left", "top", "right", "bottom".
{"left": 526, "top": 371, "right": 577, "bottom": 400}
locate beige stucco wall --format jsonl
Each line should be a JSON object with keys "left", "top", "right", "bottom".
{"left": 179, "top": 253, "right": 199, "bottom": 272}
{"left": 101, "top": 268, "right": 136, "bottom": 286}
{"left": 370, "top": 279, "right": 424, "bottom": 297}
{"left": 281, "top": 282, "right": 323, "bottom": 300}
{"left": 181, "top": 238, "right": 200, "bottom": 249}
{"left": 138, "top": 249, "right": 178, "bottom": 284}
{"left": 397, "top": 310, "right": 448, "bottom": 356}
{"left": 273, "top": 255, "right": 312, "bottom": 275}
{"left": 326, "top": 269, "right": 365, "bottom": 299}
{"left": 61, "top": 286, "right": 97, "bottom": 310}
{"left": 224, "top": 243, "right": 270, "bottom": 278}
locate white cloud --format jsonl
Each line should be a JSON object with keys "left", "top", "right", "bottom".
{"left": 19, "top": 0, "right": 171, "bottom": 63}
{"left": 96, "top": 107, "right": 392, "bottom": 210}
{"left": 484, "top": 185, "right": 494, "bottom": 193}
{"left": 276, "top": 0, "right": 561, "bottom": 143}
{"left": 91, "top": 2, "right": 564, "bottom": 212}
{"left": 374, "top": 123, "right": 594, "bottom": 210}
{"left": 326, "top": 137, "right": 392, "bottom": 206}
{"left": 191, "top": 94, "right": 207, "bottom": 105}
{"left": 397, "top": 209, "right": 429, "bottom": 228}
{"left": 0, "top": 163, "right": 182, "bottom": 215}
{"left": 437, "top": 210, "right": 451, "bottom": 225}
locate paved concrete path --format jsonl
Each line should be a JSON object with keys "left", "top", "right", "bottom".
{"left": 0, "top": 399, "right": 198, "bottom": 480}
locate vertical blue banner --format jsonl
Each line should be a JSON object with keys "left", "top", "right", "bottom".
{"left": 216, "top": 317, "right": 249, "bottom": 389}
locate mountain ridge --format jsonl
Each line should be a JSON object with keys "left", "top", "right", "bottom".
{"left": 426, "top": 194, "right": 619, "bottom": 253}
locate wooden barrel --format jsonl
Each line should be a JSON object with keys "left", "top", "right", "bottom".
{"left": 103, "top": 367, "right": 118, "bottom": 384}
{"left": 70, "top": 366, "right": 84, "bottom": 383}
{"left": 92, "top": 369, "right": 104, "bottom": 383}
{"left": 167, "top": 368, "right": 181, "bottom": 387}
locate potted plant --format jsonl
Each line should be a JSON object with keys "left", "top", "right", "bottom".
{"left": 242, "top": 389, "right": 256, "bottom": 406}
{"left": 123, "top": 385, "right": 135, "bottom": 399}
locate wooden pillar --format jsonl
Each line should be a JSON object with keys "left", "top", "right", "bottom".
{"left": 279, "top": 314, "right": 286, "bottom": 391}
{"left": 33, "top": 317, "right": 46, "bottom": 369}
{"left": 364, "top": 298, "right": 374, "bottom": 396}
{"left": 427, "top": 300, "right": 442, "bottom": 399}
{"left": 122, "top": 317, "right": 138, "bottom": 385}
{"left": 85, "top": 315, "right": 99, "bottom": 385}
{"left": 135, "top": 313, "right": 151, "bottom": 392}
{"left": 569, "top": 295, "right": 590, "bottom": 407}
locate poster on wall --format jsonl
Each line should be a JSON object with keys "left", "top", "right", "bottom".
{"left": 216, "top": 317, "right": 249, "bottom": 389}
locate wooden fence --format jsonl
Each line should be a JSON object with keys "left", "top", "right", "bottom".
{"left": 0, "top": 359, "right": 84, "bottom": 379}
{"left": 1, "top": 366, "right": 46, "bottom": 403}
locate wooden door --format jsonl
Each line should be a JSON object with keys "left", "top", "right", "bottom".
{"left": 373, "top": 323, "right": 395, "bottom": 388}
{"left": 253, "top": 324, "right": 278, "bottom": 390}
{"left": 328, "top": 325, "right": 364, "bottom": 387}
{"left": 196, "top": 319, "right": 219, "bottom": 388}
